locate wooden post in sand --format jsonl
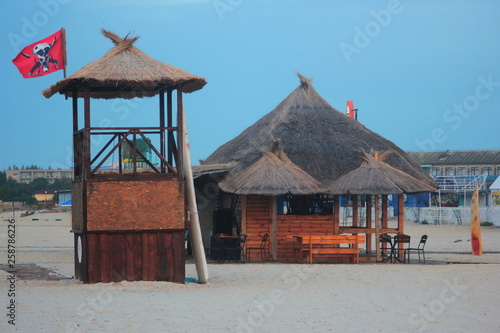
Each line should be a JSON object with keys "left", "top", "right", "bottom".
{"left": 365, "top": 195, "right": 372, "bottom": 254}
{"left": 381, "top": 195, "right": 388, "bottom": 257}
{"left": 397, "top": 194, "right": 405, "bottom": 260}
{"left": 375, "top": 195, "right": 380, "bottom": 261}
{"left": 334, "top": 196, "right": 340, "bottom": 235}
{"left": 352, "top": 196, "right": 358, "bottom": 228}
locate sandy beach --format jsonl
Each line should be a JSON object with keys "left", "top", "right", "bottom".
{"left": 1, "top": 211, "right": 499, "bottom": 333}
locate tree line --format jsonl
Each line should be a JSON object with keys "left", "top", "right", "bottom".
{"left": 0, "top": 171, "right": 72, "bottom": 203}
{"left": 6, "top": 164, "right": 45, "bottom": 170}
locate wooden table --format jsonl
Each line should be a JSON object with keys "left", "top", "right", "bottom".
{"left": 210, "top": 235, "right": 240, "bottom": 263}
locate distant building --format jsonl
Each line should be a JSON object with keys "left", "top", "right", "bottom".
{"left": 32, "top": 188, "right": 58, "bottom": 206}
{"left": 406, "top": 150, "right": 500, "bottom": 207}
{"left": 6, "top": 169, "right": 73, "bottom": 184}
{"left": 58, "top": 189, "right": 72, "bottom": 206}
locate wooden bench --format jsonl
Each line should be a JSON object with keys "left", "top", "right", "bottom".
{"left": 287, "top": 235, "right": 365, "bottom": 264}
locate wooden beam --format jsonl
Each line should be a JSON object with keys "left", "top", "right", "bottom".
{"left": 365, "top": 195, "right": 372, "bottom": 254}
{"left": 398, "top": 194, "right": 405, "bottom": 260}
{"left": 382, "top": 195, "right": 388, "bottom": 229}
{"left": 241, "top": 195, "right": 247, "bottom": 235}
{"left": 72, "top": 89, "right": 79, "bottom": 176}
{"left": 83, "top": 84, "right": 91, "bottom": 179}
{"left": 375, "top": 195, "right": 380, "bottom": 261}
{"left": 381, "top": 195, "right": 388, "bottom": 257}
{"left": 334, "top": 196, "right": 340, "bottom": 235}
{"left": 398, "top": 194, "right": 404, "bottom": 233}
{"left": 176, "top": 89, "right": 183, "bottom": 180}
{"left": 167, "top": 89, "right": 173, "bottom": 166}
{"left": 72, "top": 89, "right": 78, "bottom": 133}
{"left": 271, "top": 196, "right": 278, "bottom": 261}
{"left": 159, "top": 90, "right": 166, "bottom": 173}
{"left": 352, "top": 196, "right": 358, "bottom": 228}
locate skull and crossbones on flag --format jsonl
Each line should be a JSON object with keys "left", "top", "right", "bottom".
{"left": 12, "top": 29, "right": 65, "bottom": 79}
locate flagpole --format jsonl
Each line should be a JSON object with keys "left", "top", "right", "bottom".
{"left": 61, "top": 27, "right": 67, "bottom": 78}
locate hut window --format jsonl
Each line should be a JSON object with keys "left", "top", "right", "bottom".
{"left": 470, "top": 167, "right": 479, "bottom": 176}
{"left": 432, "top": 167, "right": 441, "bottom": 176}
{"left": 482, "top": 166, "right": 492, "bottom": 176}
{"left": 282, "top": 194, "right": 334, "bottom": 215}
{"left": 457, "top": 167, "right": 467, "bottom": 176}
{"left": 445, "top": 167, "right": 455, "bottom": 176}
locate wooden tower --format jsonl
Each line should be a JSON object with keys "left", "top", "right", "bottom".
{"left": 43, "top": 30, "right": 206, "bottom": 283}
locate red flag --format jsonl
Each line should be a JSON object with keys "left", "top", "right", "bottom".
{"left": 12, "top": 30, "right": 65, "bottom": 79}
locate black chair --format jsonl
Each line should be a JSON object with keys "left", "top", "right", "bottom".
{"left": 404, "top": 235, "right": 428, "bottom": 264}
{"left": 228, "top": 234, "right": 247, "bottom": 263}
{"left": 379, "top": 233, "right": 393, "bottom": 263}
{"left": 246, "top": 233, "right": 269, "bottom": 263}
{"left": 393, "top": 234, "right": 411, "bottom": 263}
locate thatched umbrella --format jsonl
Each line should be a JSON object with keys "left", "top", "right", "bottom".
{"left": 219, "top": 142, "right": 328, "bottom": 195}
{"left": 203, "top": 74, "right": 436, "bottom": 189}
{"left": 43, "top": 29, "right": 206, "bottom": 99}
{"left": 330, "top": 150, "right": 438, "bottom": 195}
{"left": 329, "top": 150, "right": 438, "bottom": 262}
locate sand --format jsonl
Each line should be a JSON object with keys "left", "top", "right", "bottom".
{"left": 1, "top": 212, "right": 499, "bottom": 333}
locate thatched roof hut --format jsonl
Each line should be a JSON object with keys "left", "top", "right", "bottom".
{"left": 219, "top": 142, "right": 328, "bottom": 195}
{"left": 43, "top": 29, "right": 206, "bottom": 99}
{"left": 203, "top": 74, "right": 435, "bottom": 189}
{"left": 330, "top": 150, "right": 438, "bottom": 195}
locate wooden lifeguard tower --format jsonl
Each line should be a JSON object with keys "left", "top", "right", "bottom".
{"left": 43, "top": 30, "right": 206, "bottom": 283}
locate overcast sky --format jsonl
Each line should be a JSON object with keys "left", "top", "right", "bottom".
{"left": 1, "top": 0, "right": 499, "bottom": 171}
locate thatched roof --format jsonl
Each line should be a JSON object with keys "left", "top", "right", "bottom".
{"left": 192, "top": 162, "right": 238, "bottom": 179}
{"left": 203, "top": 74, "right": 437, "bottom": 191}
{"left": 218, "top": 142, "right": 328, "bottom": 195}
{"left": 329, "top": 150, "right": 439, "bottom": 195}
{"left": 43, "top": 30, "right": 206, "bottom": 99}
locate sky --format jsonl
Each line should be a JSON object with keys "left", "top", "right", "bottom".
{"left": 1, "top": 0, "right": 499, "bottom": 171}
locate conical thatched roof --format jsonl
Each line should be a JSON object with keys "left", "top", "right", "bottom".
{"left": 218, "top": 142, "right": 328, "bottom": 195}
{"left": 43, "top": 30, "right": 206, "bottom": 99}
{"left": 203, "top": 74, "right": 436, "bottom": 190}
{"left": 329, "top": 150, "right": 438, "bottom": 195}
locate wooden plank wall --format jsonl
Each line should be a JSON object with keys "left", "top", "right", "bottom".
{"left": 86, "top": 180, "right": 185, "bottom": 231}
{"left": 82, "top": 230, "right": 185, "bottom": 283}
{"left": 277, "top": 215, "right": 335, "bottom": 262}
{"left": 72, "top": 181, "right": 85, "bottom": 231}
{"left": 245, "top": 195, "right": 271, "bottom": 262}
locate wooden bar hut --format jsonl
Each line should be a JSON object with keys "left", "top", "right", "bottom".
{"left": 43, "top": 30, "right": 206, "bottom": 283}
{"left": 198, "top": 74, "right": 436, "bottom": 262}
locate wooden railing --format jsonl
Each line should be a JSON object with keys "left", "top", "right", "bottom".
{"left": 73, "top": 127, "right": 180, "bottom": 180}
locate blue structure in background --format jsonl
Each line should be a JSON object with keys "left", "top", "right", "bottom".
{"left": 392, "top": 193, "right": 430, "bottom": 216}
